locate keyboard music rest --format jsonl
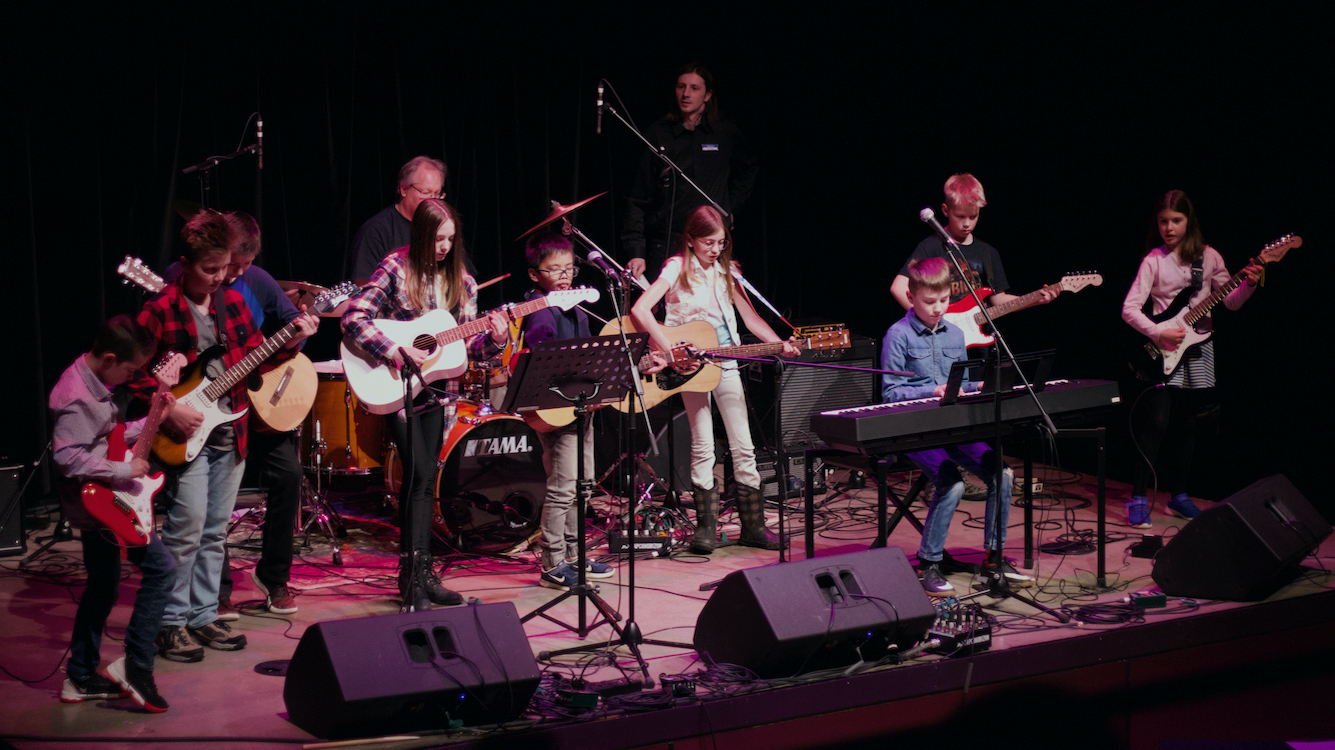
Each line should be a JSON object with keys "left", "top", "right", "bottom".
{"left": 809, "top": 378, "right": 1120, "bottom": 455}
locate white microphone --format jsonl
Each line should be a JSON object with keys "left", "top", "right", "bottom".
{"left": 919, "top": 207, "right": 958, "bottom": 249}
{"left": 256, "top": 115, "right": 264, "bottom": 170}
{"left": 596, "top": 82, "right": 604, "bottom": 135}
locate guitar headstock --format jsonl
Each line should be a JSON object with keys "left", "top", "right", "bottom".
{"left": 547, "top": 287, "right": 600, "bottom": 310}
{"left": 800, "top": 328, "right": 851, "bottom": 350}
{"left": 118, "top": 256, "right": 165, "bottom": 294}
{"left": 1259, "top": 234, "right": 1301, "bottom": 264}
{"left": 310, "top": 281, "right": 359, "bottom": 315}
{"left": 1058, "top": 272, "right": 1103, "bottom": 293}
{"left": 152, "top": 352, "right": 188, "bottom": 389}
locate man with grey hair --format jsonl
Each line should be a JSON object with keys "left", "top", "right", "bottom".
{"left": 350, "top": 155, "right": 447, "bottom": 280}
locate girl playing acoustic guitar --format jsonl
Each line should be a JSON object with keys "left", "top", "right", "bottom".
{"left": 631, "top": 205, "right": 798, "bottom": 555}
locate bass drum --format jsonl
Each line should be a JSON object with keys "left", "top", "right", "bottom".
{"left": 385, "top": 401, "right": 546, "bottom": 554}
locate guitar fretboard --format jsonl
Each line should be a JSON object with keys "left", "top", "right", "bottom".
{"left": 431, "top": 296, "right": 553, "bottom": 348}
{"left": 973, "top": 286, "right": 1052, "bottom": 325}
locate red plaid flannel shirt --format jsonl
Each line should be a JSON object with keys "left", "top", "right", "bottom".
{"left": 129, "top": 281, "right": 264, "bottom": 459}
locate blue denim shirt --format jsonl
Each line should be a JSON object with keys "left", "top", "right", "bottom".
{"left": 881, "top": 309, "right": 975, "bottom": 403}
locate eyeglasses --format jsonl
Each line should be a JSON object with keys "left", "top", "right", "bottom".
{"left": 407, "top": 184, "right": 445, "bottom": 199}
{"left": 693, "top": 238, "right": 729, "bottom": 250}
{"left": 535, "top": 266, "right": 579, "bottom": 278}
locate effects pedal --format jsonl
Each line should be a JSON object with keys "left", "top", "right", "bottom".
{"left": 925, "top": 599, "right": 992, "bottom": 656}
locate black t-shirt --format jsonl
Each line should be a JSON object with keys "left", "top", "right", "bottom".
{"left": 898, "top": 235, "right": 1009, "bottom": 304}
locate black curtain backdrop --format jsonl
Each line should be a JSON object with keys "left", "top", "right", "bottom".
{"left": 10, "top": 7, "right": 1331, "bottom": 514}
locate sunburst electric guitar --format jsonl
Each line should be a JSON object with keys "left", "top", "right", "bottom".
{"left": 117, "top": 256, "right": 321, "bottom": 432}
{"left": 1128, "top": 234, "right": 1298, "bottom": 382}
{"left": 80, "top": 352, "right": 185, "bottom": 546}
{"left": 945, "top": 273, "right": 1103, "bottom": 348}
{"left": 152, "top": 282, "right": 358, "bottom": 466}
{"left": 340, "top": 287, "right": 599, "bottom": 415}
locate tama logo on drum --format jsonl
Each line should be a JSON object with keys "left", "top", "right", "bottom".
{"left": 463, "top": 435, "right": 532, "bottom": 457}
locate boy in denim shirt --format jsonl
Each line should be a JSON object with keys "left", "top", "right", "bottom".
{"left": 881, "top": 257, "right": 1032, "bottom": 596}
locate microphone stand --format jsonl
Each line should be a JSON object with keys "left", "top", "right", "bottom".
{"left": 601, "top": 92, "right": 728, "bottom": 221}
{"left": 919, "top": 210, "right": 1067, "bottom": 624}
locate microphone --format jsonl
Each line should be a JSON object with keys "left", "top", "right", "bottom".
{"left": 596, "top": 82, "right": 604, "bottom": 135}
{"left": 919, "top": 207, "right": 959, "bottom": 249}
{"left": 256, "top": 115, "right": 263, "bottom": 170}
{"left": 584, "top": 248, "right": 623, "bottom": 278}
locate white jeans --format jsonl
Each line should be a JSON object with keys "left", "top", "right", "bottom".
{"left": 680, "top": 367, "right": 759, "bottom": 489}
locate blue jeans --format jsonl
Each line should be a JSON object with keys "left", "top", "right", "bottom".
{"left": 160, "top": 447, "right": 244, "bottom": 628}
{"left": 68, "top": 531, "right": 175, "bottom": 676}
{"left": 907, "top": 442, "right": 1013, "bottom": 563}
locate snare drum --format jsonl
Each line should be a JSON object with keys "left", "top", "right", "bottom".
{"left": 384, "top": 400, "right": 546, "bottom": 553}
{"left": 302, "top": 361, "right": 385, "bottom": 474}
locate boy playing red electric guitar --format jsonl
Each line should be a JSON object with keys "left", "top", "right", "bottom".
{"left": 50, "top": 315, "right": 177, "bottom": 712}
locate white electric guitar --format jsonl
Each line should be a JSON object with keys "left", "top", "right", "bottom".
{"left": 340, "top": 287, "right": 599, "bottom": 414}
{"left": 152, "top": 283, "right": 357, "bottom": 466}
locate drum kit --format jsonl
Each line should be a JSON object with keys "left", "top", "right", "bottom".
{"left": 283, "top": 290, "right": 547, "bottom": 555}
{"left": 276, "top": 191, "right": 671, "bottom": 556}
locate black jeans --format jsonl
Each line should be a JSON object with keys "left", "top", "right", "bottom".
{"left": 221, "top": 429, "right": 301, "bottom": 595}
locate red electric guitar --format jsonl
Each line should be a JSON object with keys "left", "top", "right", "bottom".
{"left": 80, "top": 352, "right": 185, "bottom": 546}
{"left": 944, "top": 273, "right": 1103, "bottom": 348}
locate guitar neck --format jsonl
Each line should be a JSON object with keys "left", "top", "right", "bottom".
{"left": 699, "top": 337, "right": 807, "bottom": 360}
{"left": 976, "top": 285, "right": 1052, "bottom": 324}
{"left": 432, "top": 296, "right": 552, "bottom": 348}
{"left": 1183, "top": 265, "right": 1251, "bottom": 326}
{"left": 132, "top": 390, "right": 171, "bottom": 463}
{"left": 204, "top": 321, "right": 301, "bottom": 400}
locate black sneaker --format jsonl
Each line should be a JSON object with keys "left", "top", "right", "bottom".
{"left": 155, "top": 625, "right": 204, "bottom": 663}
{"left": 107, "top": 657, "right": 168, "bottom": 713}
{"left": 919, "top": 563, "right": 955, "bottom": 597}
{"left": 188, "top": 620, "right": 247, "bottom": 651}
{"left": 251, "top": 570, "right": 299, "bottom": 615}
{"left": 981, "top": 553, "right": 1034, "bottom": 588}
{"left": 60, "top": 671, "right": 128, "bottom": 703}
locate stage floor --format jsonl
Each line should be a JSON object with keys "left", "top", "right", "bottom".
{"left": 2, "top": 463, "right": 1333, "bottom": 749}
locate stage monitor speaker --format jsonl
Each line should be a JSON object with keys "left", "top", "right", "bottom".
{"left": 694, "top": 546, "right": 936, "bottom": 678}
{"left": 283, "top": 602, "right": 540, "bottom": 739}
{"left": 1152, "top": 474, "right": 1331, "bottom": 601}
{"left": 748, "top": 332, "right": 877, "bottom": 449}
{"left": 0, "top": 464, "right": 25, "bottom": 557}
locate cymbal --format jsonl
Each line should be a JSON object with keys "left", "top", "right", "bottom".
{"left": 277, "top": 280, "right": 348, "bottom": 318}
{"left": 516, "top": 191, "right": 607, "bottom": 240}
{"left": 277, "top": 280, "right": 328, "bottom": 295}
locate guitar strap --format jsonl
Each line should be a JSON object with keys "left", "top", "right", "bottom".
{"left": 213, "top": 286, "right": 229, "bottom": 345}
{"left": 1190, "top": 256, "right": 1204, "bottom": 292}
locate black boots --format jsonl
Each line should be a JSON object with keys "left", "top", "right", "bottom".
{"left": 736, "top": 484, "right": 782, "bottom": 550}
{"left": 690, "top": 483, "right": 719, "bottom": 554}
{"left": 399, "top": 551, "right": 463, "bottom": 609}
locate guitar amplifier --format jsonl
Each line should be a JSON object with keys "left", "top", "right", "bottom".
{"left": 747, "top": 332, "right": 877, "bottom": 450}
{"left": 0, "top": 464, "right": 25, "bottom": 557}
{"left": 757, "top": 450, "right": 825, "bottom": 501}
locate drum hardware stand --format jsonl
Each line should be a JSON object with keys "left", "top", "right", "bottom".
{"left": 296, "top": 421, "right": 345, "bottom": 566}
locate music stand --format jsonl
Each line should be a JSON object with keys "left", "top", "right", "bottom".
{"left": 503, "top": 333, "right": 646, "bottom": 641}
